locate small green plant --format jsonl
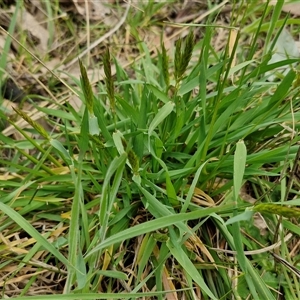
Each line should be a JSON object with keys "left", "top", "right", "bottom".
{"left": 0, "top": 1, "right": 300, "bottom": 299}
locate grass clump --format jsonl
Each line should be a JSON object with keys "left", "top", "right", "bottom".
{"left": 0, "top": 1, "right": 300, "bottom": 299}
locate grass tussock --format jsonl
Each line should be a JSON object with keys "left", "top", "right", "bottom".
{"left": 0, "top": 1, "right": 300, "bottom": 299}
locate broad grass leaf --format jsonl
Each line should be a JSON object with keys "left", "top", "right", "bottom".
{"left": 228, "top": 60, "right": 255, "bottom": 76}
{"left": 99, "top": 153, "right": 127, "bottom": 228}
{"left": 147, "top": 84, "right": 170, "bottom": 103}
{"left": 95, "top": 270, "right": 128, "bottom": 280}
{"left": 89, "top": 115, "right": 100, "bottom": 135}
{"left": 76, "top": 249, "right": 87, "bottom": 290}
{"left": 165, "top": 173, "right": 178, "bottom": 205}
{"left": 234, "top": 140, "right": 247, "bottom": 200}
{"left": 225, "top": 210, "right": 254, "bottom": 225}
{"left": 148, "top": 101, "right": 174, "bottom": 136}
{"left": 50, "top": 139, "right": 72, "bottom": 166}
{"left": 113, "top": 131, "right": 125, "bottom": 155}
{"left": 85, "top": 203, "right": 233, "bottom": 258}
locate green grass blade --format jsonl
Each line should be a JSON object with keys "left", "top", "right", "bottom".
{"left": 167, "top": 239, "right": 217, "bottom": 300}
{"left": 85, "top": 203, "right": 233, "bottom": 258}
{"left": 148, "top": 101, "right": 175, "bottom": 136}
{"left": 0, "top": 201, "right": 74, "bottom": 269}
